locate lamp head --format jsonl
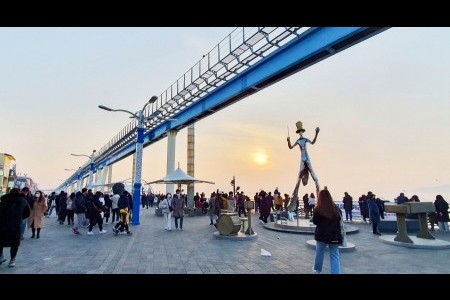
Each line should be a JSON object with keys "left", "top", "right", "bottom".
{"left": 149, "top": 96, "right": 158, "bottom": 104}
{"left": 98, "top": 105, "right": 113, "bottom": 111}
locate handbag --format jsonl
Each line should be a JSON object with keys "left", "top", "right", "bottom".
{"left": 168, "top": 199, "right": 173, "bottom": 212}
{"left": 340, "top": 212, "right": 347, "bottom": 246}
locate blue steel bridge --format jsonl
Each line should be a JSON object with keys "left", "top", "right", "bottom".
{"left": 56, "top": 27, "right": 389, "bottom": 210}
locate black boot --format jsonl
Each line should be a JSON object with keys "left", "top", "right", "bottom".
{"left": 31, "top": 228, "right": 35, "bottom": 238}
{"left": 36, "top": 229, "right": 41, "bottom": 239}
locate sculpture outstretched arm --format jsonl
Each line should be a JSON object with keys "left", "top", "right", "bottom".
{"left": 287, "top": 137, "right": 295, "bottom": 149}
{"left": 311, "top": 127, "right": 320, "bottom": 144}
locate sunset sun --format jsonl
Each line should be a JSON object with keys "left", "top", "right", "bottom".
{"left": 253, "top": 151, "right": 268, "bottom": 165}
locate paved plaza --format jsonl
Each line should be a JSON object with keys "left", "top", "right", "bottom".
{"left": 1, "top": 208, "right": 449, "bottom": 274}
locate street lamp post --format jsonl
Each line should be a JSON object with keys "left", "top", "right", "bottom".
{"left": 99, "top": 95, "right": 158, "bottom": 225}
{"left": 71, "top": 150, "right": 96, "bottom": 190}
{"left": 64, "top": 167, "right": 82, "bottom": 192}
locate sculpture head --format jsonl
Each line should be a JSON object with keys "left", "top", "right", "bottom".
{"left": 112, "top": 182, "right": 125, "bottom": 196}
{"left": 295, "top": 121, "right": 306, "bottom": 134}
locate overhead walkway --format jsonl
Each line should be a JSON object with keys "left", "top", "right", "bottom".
{"left": 57, "top": 27, "right": 388, "bottom": 191}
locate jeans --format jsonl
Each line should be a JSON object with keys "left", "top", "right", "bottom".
{"left": 372, "top": 220, "right": 379, "bottom": 234}
{"left": 21, "top": 219, "right": 27, "bottom": 235}
{"left": 164, "top": 212, "right": 172, "bottom": 230}
{"left": 313, "top": 241, "right": 340, "bottom": 274}
{"left": 111, "top": 208, "right": 120, "bottom": 223}
{"left": 438, "top": 221, "right": 449, "bottom": 232}
{"left": 345, "top": 210, "right": 352, "bottom": 221}
{"left": 174, "top": 216, "right": 183, "bottom": 229}
{"left": 74, "top": 213, "right": 86, "bottom": 230}
{"left": 47, "top": 205, "right": 55, "bottom": 217}
{"left": 210, "top": 214, "right": 218, "bottom": 224}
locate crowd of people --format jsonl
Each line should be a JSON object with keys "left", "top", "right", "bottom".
{"left": 0, "top": 183, "right": 449, "bottom": 271}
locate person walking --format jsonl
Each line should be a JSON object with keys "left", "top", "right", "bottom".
{"left": 65, "top": 193, "right": 75, "bottom": 226}
{"left": 86, "top": 191, "right": 107, "bottom": 235}
{"left": 112, "top": 185, "right": 132, "bottom": 235}
{"left": 46, "top": 191, "right": 56, "bottom": 217}
{"left": 258, "top": 191, "right": 270, "bottom": 223}
{"left": 0, "top": 188, "right": 31, "bottom": 267}
{"left": 302, "top": 193, "right": 310, "bottom": 218}
{"left": 274, "top": 192, "right": 283, "bottom": 211}
{"left": 28, "top": 190, "right": 48, "bottom": 239}
{"left": 172, "top": 189, "right": 185, "bottom": 230}
{"left": 367, "top": 193, "right": 381, "bottom": 235}
{"left": 141, "top": 192, "right": 148, "bottom": 209}
{"left": 208, "top": 192, "right": 217, "bottom": 225}
{"left": 312, "top": 189, "right": 342, "bottom": 274}
{"left": 236, "top": 192, "right": 246, "bottom": 217}
{"left": 434, "top": 195, "right": 449, "bottom": 232}
{"left": 358, "top": 194, "right": 369, "bottom": 223}
{"left": 159, "top": 193, "right": 173, "bottom": 231}
{"left": 103, "top": 194, "right": 112, "bottom": 224}
{"left": 57, "top": 192, "right": 67, "bottom": 225}
{"left": 110, "top": 192, "right": 120, "bottom": 224}
{"left": 20, "top": 187, "right": 33, "bottom": 240}
{"left": 71, "top": 191, "right": 87, "bottom": 235}
{"left": 308, "top": 193, "right": 316, "bottom": 219}
{"left": 227, "top": 191, "right": 236, "bottom": 212}
{"left": 342, "top": 192, "right": 353, "bottom": 222}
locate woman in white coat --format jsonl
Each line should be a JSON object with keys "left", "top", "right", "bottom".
{"left": 159, "top": 193, "right": 173, "bottom": 231}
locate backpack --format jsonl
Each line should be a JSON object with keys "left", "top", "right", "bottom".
{"left": 72, "top": 197, "right": 77, "bottom": 211}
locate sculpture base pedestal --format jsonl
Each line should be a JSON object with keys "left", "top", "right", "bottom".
{"left": 213, "top": 231, "right": 258, "bottom": 240}
{"left": 263, "top": 219, "right": 359, "bottom": 235}
{"left": 379, "top": 235, "right": 450, "bottom": 249}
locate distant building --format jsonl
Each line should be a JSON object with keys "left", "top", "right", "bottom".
{"left": 0, "top": 153, "right": 17, "bottom": 196}
{"left": 14, "top": 176, "right": 37, "bottom": 193}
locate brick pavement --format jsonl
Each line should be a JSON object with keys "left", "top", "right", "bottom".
{"left": 1, "top": 208, "right": 449, "bottom": 274}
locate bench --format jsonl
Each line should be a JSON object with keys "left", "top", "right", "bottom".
{"left": 240, "top": 217, "right": 248, "bottom": 233}
{"left": 384, "top": 202, "right": 435, "bottom": 243}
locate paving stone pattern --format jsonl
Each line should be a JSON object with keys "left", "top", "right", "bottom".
{"left": 1, "top": 209, "right": 449, "bottom": 274}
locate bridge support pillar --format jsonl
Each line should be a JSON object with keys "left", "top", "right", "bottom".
{"left": 166, "top": 130, "right": 177, "bottom": 195}
{"left": 107, "top": 165, "right": 112, "bottom": 186}
{"left": 187, "top": 124, "right": 195, "bottom": 210}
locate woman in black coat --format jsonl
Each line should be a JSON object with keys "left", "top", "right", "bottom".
{"left": 358, "top": 194, "right": 369, "bottom": 222}
{"left": 86, "top": 191, "right": 106, "bottom": 235}
{"left": 434, "top": 195, "right": 449, "bottom": 232}
{"left": 312, "top": 189, "right": 342, "bottom": 274}
{"left": 0, "top": 188, "right": 31, "bottom": 267}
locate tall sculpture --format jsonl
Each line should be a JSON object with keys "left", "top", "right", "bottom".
{"left": 287, "top": 121, "right": 320, "bottom": 211}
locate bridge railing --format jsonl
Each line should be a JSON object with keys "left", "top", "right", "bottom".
{"left": 94, "top": 27, "right": 307, "bottom": 164}
{"left": 63, "top": 27, "right": 309, "bottom": 189}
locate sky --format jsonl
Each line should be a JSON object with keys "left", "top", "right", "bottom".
{"left": 1, "top": 27, "right": 450, "bottom": 202}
